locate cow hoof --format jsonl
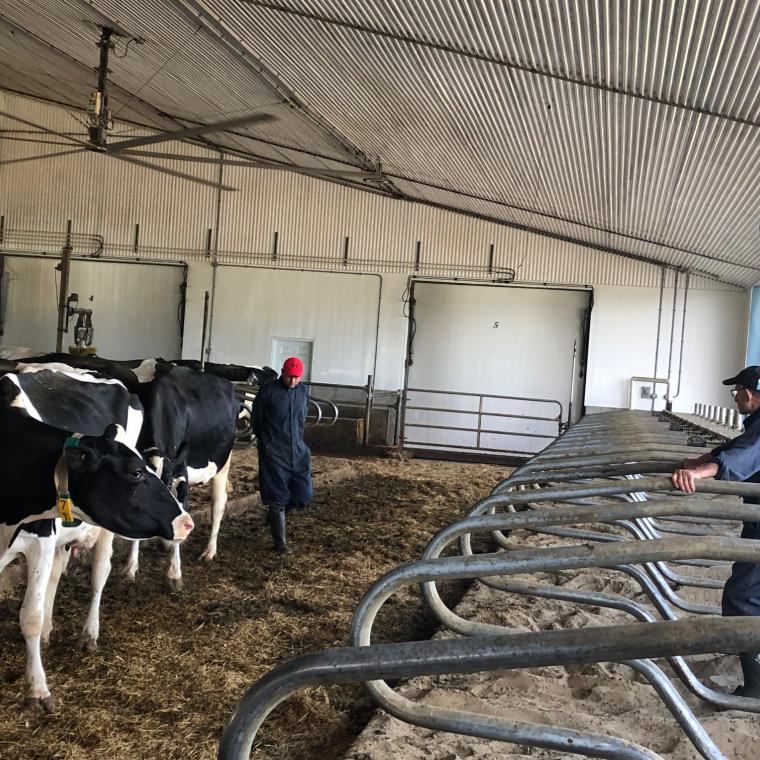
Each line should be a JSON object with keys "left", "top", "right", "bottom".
{"left": 25, "top": 695, "right": 57, "bottom": 713}
{"left": 166, "top": 577, "right": 184, "bottom": 593}
{"left": 79, "top": 635, "right": 98, "bottom": 653}
{"left": 199, "top": 548, "right": 216, "bottom": 562}
{"left": 123, "top": 571, "right": 137, "bottom": 583}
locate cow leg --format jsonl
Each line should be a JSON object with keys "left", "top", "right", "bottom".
{"left": 200, "top": 452, "right": 231, "bottom": 561}
{"left": 21, "top": 534, "right": 57, "bottom": 712}
{"left": 124, "top": 539, "right": 140, "bottom": 580}
{"left": 41, "top": 546, "right": 69, "bottom": 646}
{"left": 80, "top": 530, "right": 114, "bottom": 652}
{"left": 163, "top": 539, "right": 183, "bottom": 592}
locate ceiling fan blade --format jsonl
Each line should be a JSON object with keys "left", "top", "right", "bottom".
{"left": 254, "top": 163, "right": 382, "bottom": 180}
{"left": 0, "top": 109, "right": 94, "bottom": 149}
{"left": 0, "top": 148, "right": 86, "bottom": 167}
{"left": 118, "top": 149, "right": 236, "bottom": 164}
{"left": 106, "top": 114, "right": 276, "bottom": 152}
{"left": 0, "top": 135, "right": 86, "bottom": 147}
{"left": 117, "top": 148, "right": 379, "bottom": 179}
{"left": 109, "top": 152, "right": 237, "bottom": 191}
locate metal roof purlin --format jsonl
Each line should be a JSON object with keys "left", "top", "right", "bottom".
{"left": 171, "top": 0, "right": 402, "bottom": 196}
{"left": 391, "top": 173, "right": 760, "bottom": 276}
{"left": 0, "top": 84, "right": 370, "bottom": 173}
{"left": 0, "top": 15, "right": 189, "bottom": 132}
{"left": 407, "top": 195, "right": 739, "bottom": 289}
{"left": 242, "top": 1, "right": 760, "bottom": 130}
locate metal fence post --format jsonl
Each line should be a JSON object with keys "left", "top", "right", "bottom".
{"left": 476, "top": 394, "right": 484, "bottom": 449}
{"left": 200, "top": 290, "right": 210, "bottom": 371}
{"left": 393, "top": 390, "right": 403, "bottom": 446}
{"left": 363, "top": 374, "right": 374, "bottom": 445}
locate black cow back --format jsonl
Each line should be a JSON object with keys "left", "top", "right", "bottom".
{"left": 2, "top": 370, "right": 139, "bottom": 436}
{"left": 139, "top": 367, "right": 239, "bottom": 471}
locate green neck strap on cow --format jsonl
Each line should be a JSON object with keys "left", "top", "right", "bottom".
{"left": 58, "top": 436, "right": 83, "bottom": 527}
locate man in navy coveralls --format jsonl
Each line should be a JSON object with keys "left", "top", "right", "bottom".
{"left": 672, "top": 365, "right": 760, "bottom": 697}
{"left": 251, "top": 356, "right": 313, "bottom": 554}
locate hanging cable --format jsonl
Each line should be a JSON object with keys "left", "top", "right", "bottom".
{"left": 113, "top": 36, "right": 143, "bottom": 59}
{"left": 114, "top": 27, "right": 199, "bottom": 118}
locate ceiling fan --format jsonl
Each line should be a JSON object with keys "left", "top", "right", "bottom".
{"left": 0, "top": 25, "right": 382, "bottom": 190}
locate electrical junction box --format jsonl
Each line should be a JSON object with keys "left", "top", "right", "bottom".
{"left": 640, "top": 386, "right": 652, "bottom": 399}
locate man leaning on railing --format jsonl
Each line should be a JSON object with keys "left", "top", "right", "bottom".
{"left": 671, "top": 365, "right": 760, "bottom": 699}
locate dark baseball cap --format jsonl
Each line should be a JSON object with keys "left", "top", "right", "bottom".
{"left": 722, "top": 366, "right": 760, "bottom": 391}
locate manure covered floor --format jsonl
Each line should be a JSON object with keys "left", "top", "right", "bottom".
{"left": 0, "top": 450, "right": 505, "bottom": 760}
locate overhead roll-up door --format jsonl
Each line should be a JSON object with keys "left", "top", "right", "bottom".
{"left": 0, "top": 255, "right": 185, "bottom": 359}
{"left": 403, "top": 281, "right": 590, "bottom": 457}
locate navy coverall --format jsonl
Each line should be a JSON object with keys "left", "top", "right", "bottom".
{"left": 711, "top": 407, "right": 760, "bottom": 616}
{"left": 251, "top": 378, "right": 313, "bottom": 513}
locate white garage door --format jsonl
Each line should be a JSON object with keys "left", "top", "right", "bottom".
{"left": 403, "top": 281, "right": 590, "bottom": 456}
{"left": 0, "top": 255, "right": 185, "bottom": 359}
{"left": 209, "top": 265, "right": 381, "bottom": 385}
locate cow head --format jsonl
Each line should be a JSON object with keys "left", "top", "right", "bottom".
{"left": 235, "top": 402, "right": 254, "bottom": 443}
{"left": 145, "top": 441, "right": 190, "bottom": 508}
{"left": 65, "top": 424, "right": 194, "bottom": 541}
{"left": 246, "top": 366, "right": 278, "bottom": 386}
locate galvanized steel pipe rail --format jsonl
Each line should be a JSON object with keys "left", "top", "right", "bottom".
{"left": 219, "top": 617, "right": 760, "bottom": 760}
{"left": 220, "top": 411, "right": 756, "bottom": 758}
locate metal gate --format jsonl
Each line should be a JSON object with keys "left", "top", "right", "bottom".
{"left": 401, "top": 387, "right": 564, "bottom": 458}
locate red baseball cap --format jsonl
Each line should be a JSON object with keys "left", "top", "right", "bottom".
{"left": 282, "top": 357, "right": 304, "bottom": 378}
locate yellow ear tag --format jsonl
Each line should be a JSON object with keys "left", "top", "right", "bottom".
{"left": 57, "top": 493, "right": 74, "bottom": 522}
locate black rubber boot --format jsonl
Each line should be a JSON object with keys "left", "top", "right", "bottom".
{"left": 734, "top": 652, "right": 760, "bottom": 698}
{"left": 269, "top": 509, "right": 291, "bottom": 554}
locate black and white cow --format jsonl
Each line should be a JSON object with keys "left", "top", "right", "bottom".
{"left": 0, "top": 365, "right": 194, "bottom": 711}
{"left": 126, "top": 365, "right": 240, "bottom": 589}
{"left": 170, "top": 358, "right": 277, "bottom": 385}
{"left": 0, "top": 347, "right": 164, "bottom": 394}
{"left": 3, "top": 348, "right": 263, "bottom": 565}
{"left": 32, "top": 363, "right": 241, "bottom": 667}
{"left": 0, "top": 366, "right": 192, "bottom": 538}
{"left": 0, "top": 347, "right": 277, "bottom": 390}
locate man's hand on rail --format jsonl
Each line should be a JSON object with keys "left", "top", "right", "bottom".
{"left": 671, "top": 461, "right": 719, "bottom": 493}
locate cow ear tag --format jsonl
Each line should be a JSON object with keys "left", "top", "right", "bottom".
{"left": 57, "top": 493, "right": 74, "bottom": 523}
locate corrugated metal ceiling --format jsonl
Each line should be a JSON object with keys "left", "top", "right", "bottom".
{"left": 0, "top": 0, "right": 758, "bottom": 285}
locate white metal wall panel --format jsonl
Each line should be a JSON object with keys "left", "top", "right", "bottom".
{"left": 67, "top": 259, "right": 184, "bottom": 359}
{"left": 208, "top": 265, "right": 380, "bottom": 385}
{"left": 0, "top": 255, "right": 184, "bottom": 358}
{"left": 585, "top": 285, "right": 750, "bottom": 413}
{"left": 1, "top": 93, "right": 745, "bottom": 292}
{"left": 404, "top": 282, "right": 589, "bottom": 454}
{"left": 0, "top": 255, "right": 59, "bottom": 349}
{"left": 220, "top": 159, "right": 744, "bottom": 289}
{"left": 0, "top": 95, "right": 219, "bottom": 252}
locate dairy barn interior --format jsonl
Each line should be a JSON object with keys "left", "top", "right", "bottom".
{"left": 1, "top": 2, "right": 760, "bottom": 759}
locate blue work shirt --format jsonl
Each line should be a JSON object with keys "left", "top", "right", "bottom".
{"left": 711, "top": 407, "right": 760, "bottom": 504}
{"left": 712, "top": 407, "right": 760, "bottom": 615}
{"left": 251, "top": 378, "right": 310, "bottom": 472}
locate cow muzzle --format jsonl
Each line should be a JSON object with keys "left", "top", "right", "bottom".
{"left": 171, "top": 512, "right": 195, "bottom": 540}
